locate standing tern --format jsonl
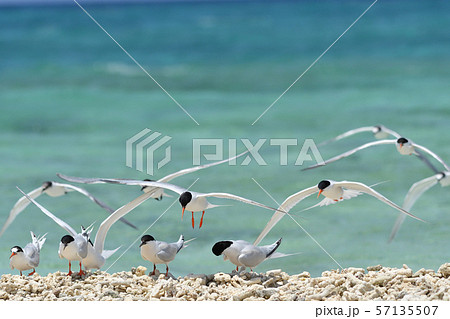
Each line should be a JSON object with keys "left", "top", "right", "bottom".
{"left": 139, "top": 234, "right": 185, "bottom": 277}
{"left": 389, "top": 171, "right": 450, "bottom": 242}
{"left": 0, "top": 181, "right": 136, "bottom": 238}
{"left": 58, "top": 225, "right": 93, "bottom": 276}
{"left": 17, "top": 187, "right": 157, "bottom": 270}
{"left": 253, "top": 180, "right": 425, "bottom": 246}
{"left": 10, "top": 231, "right": 46, "bottom": 276}
{"left": 303, "top": 138, "right": 449, "bottom": 172}
{"left": 212, "top": 238, "right": 295, "bottom": 271}
{"left": 318, "top": 125, "right": 401, "bottom": 147}
{"left": 57, "top": 150, "right": 248, "bottom": 201}
{"left": 57, "top": 176, "right": 280, "bottom": 229}
{"left": 15, "top": 187, "right": 93, "bottom": 275}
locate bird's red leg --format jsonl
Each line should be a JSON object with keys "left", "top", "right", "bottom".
{"left": 165, "top": 265, "right": 169, "bottom": 278}
{"left": 236, "top": 266, "right": 238, "bottom": 271}
{"left": 28, "top": 268, "right": 36, "bottom": 276}
{"left": 150, "top": 264, "right": 156, "bottom": 276}
{"left": 191, "top": 212, "right": 195, "bottom": 229}
{"left": 199, "top": 211, "right": 205, "bottom": 228}
{"left": 20, "top": 271, "right": 23, "bottom": 276}
{"left": 78, "top": 262, "right": 85, "bottom": 276}
{"left": 67, "top": 261, "right": 73, "bottom": 276}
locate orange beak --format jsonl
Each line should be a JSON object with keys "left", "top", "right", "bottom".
{"left": 10, "top": 252, "right": 16, "bottom": 259}
{"left": 317, "top": 189, "right": 323, "bottom": 198}
{"left": 181, "top": 207, "right": 185, "bottom": 220}
{"left": 399, "top": 143, "right": 403, "bottom": 149}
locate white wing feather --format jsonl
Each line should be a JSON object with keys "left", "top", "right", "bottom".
{"left": 16, "top": 187, "right": 78, "bottom": 236}
{"left": 318, "top": 126, "right": 375, "bottom": 147}
{"left": 93, "top": 191, "right": 156, "bottom": 254}
{"left": 253, "top": 186, "right": 318, "bottom": 246}
{"left": 334, "top": 182, "right": 425, "bottom": 222}
{"left": 158, "top": 150, "right": 249, "bottom": 183}
{"left": 303, "top": 139, "right": 396, "bottom": 171}
{"left": 0, "top": 186, "right": 44, "bottom": 237}
{"left": 199, "top": 192, "right": 278, "bottom": 212}
{"left": 57, "top": 174, "right": 186, "bottom": 195}
{"left": 52, "top": 182, "right": 116, "bottom": 213}
{"left": 412, "top": 144, "right": 450, "bottom": 171}
{"left": 388, "top": 175, "right": 439, "bottom": 242}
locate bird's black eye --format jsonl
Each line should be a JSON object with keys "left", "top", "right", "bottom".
{"left": 179, "top": 192, "right": 193, "bottom": 207}
{"left": 212, "top": 241, "right": 233, "bottom": 256}
{"left": 397, "top": 137, "right": 408, "bottom": 144}
{"left": 317, "top": 180, "right": 331, "bottom": 190}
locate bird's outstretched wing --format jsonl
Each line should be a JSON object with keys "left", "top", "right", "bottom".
{"left": 158, "top": 150, "right": 249, "bottom": 183}
{"left": 412, "top": 143, "right": 450, "bottom": 171}
{"left": 16, "top": 187, "right": 78, "bottom": 236}
{"left": 302, "top": 140, "right": 396, "bottom": 171}
{"left": 57, "top": 174, "right": 186, "bottom": 195}
{"left": 53, "top": 182, "right": 137, "bottom": 229}
{"left": 389, "top": 174, "right": 439, "bottom": 242}
{"left": 253, "top": 186, "right": 318, "bottom": 246}
{"left": 0, "top": 186, "right": 44, "bottom": 237}
{"left": 334, "top": 181, "right": 425, "bottom": 222}
{"left": 93, "top": 191, "right": 156, "bottom": 254}
{"left": 318, "top": 126, "right": 376, "bottom": 147}
{"left": 199, "top": 192, "right": 279, "bottom": 213}
{"left": 381, "top": 127, "right": 402, "bottom": 139}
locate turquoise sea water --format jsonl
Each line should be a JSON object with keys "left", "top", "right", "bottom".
{"left": 0, "top": 0, "right": 449, "bottom": 278}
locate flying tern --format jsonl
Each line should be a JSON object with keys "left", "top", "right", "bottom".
{"left": 253, "top": 179, "right": 425, "bottom": 246}
{"left": 0, "top": 181, "right": 136, "bottom": 238}
{"left": 318, "top": 125, "right": 401, "bottom": 147}
{"left": 139, "top": 234, "right": 185, "bottom": 277}
{"left": 389, "top": 171, "right": 450, "bottom": 242}
{"left": 57, "top": 175, "right": 280, "bottom": 229}
{"left": 10, "top": 231, "right": 46, "bottom": 276}
{"left": 58, "top": 150, "right": 248, "bottom": 201}
{"left": 303, "top": 137, "right": 449, "bottom": 172}
{"left": 17, "top": 186, "right": 157, "bottom": 270}
{"left": 212, "top": 238, "right": 295, "bottom": 271}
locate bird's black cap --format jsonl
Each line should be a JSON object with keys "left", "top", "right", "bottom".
{"left": 212, "top": 241, "right": 233, "bottom": 256}
{"left": 10, "top": 246, "right": 23, "bottom": 253}
{"left": 397, "top": 137, "right": 408, "bottom": 144}
{"left": 318, "top": 180, "right": 331, "bottom": 190}
{"left": 140, "top": 234, "right": 155, "bottom": 247}
{"left": 141, "top": 179, "right": 155, "bottom": 191}
{"left": 42, "top": 181, "right": 52, "bottom": 191}
{"left": 179, "top": 192, "right": 192, "bottom": 207}
{"left": 61, "top": 235, "right": 75, "bottom": 246}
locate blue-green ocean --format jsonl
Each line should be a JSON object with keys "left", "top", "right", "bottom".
{"left": 0, "top": 0, "right": 449, "bottom": 278}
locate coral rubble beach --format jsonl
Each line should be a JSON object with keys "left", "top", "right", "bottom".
{"left": 1, "top": 263, "right": 450, "bottom": 301}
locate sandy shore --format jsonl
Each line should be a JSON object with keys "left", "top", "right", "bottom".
{"left": 1, "top": 263, "right": 450, "bottom": 301}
